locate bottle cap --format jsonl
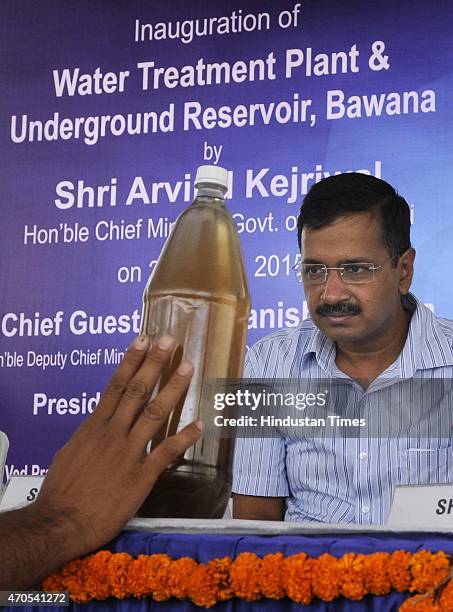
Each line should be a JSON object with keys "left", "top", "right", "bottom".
{"left": 195, "top": 165, "right": 228, "bottom": 189}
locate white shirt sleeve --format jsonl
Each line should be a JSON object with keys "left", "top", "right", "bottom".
{"left": 231, "top": 348, "right": 289, "bottom": 497}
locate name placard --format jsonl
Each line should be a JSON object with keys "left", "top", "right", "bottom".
{"left": 387, "top": 484, "right": 453, "bottom": 528}
{"left": 0, "top": 476, "right": 44, "bottom": 512}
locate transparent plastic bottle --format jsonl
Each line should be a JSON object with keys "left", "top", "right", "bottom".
{"left": 138, "top": 165, "right": 251, "bottom": 518}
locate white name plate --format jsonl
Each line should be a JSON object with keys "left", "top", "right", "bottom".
{"left": 0, "top": 476, "right": 44, "bottom": 512}
{"left": 387, "top": 484, "right": 453, "bottom": 529}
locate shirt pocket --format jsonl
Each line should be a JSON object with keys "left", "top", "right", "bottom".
{"left": 397, "top": 441, "right": 453, "bottom": 485}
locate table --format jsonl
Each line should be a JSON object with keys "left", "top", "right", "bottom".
{"left": 5, "top": 520, "right": 453, "bottom": 611}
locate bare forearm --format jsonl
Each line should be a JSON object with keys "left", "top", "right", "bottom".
{"left": 0, "top": 336, "right": 202, "bottom": 589}
{"left": 0, "top": 503, "right": 79, "bottom": 589}
{"left": 232, "top": 493, "right": 285, "bottom": 521}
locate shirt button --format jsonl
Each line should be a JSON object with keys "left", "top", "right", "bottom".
{"left": 361, "top": 505, "right": 370, "bottom": 514}
{"left": 359, "top": 452, "right": 368, "bottom": 461}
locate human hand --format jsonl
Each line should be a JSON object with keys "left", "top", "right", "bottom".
{"left": 33, "top": 334, "right": 201, "bottom": 559}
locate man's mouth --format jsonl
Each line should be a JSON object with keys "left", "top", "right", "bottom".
{"left": 316, "top": 303, "right": 361, "bottom": 319}
{"left": 322, "top": 313, "right": 356, "bottom": 325}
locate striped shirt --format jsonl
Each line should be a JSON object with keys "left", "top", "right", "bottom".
{"left": 232, "top": 294, "right": 453, "bottom": 524}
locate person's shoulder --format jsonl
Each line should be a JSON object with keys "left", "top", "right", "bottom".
{"left": 421, "top": 302, "right": 453, "bottom": 355}
{"left": 434, "top": 314, "right": 453, "bottom": 343}
{"left": 412, "top": 295, "right": 453, "bottom": 345}
{"left": 412, "top": 299, "right": 453, "bottom": 367}
{"left": 248, "top": 319, "right": 316, "bottom": 355}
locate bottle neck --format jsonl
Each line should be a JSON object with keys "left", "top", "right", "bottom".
{"left": 195, "top": 183, "right": 227, "bottom": 203}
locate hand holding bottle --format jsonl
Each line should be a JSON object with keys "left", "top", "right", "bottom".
{"left": 0, "top": 335, "right": 202, "bottom": 589}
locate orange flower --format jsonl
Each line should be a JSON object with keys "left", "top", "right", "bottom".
{"left": 126, "top": 554, "right": 155, "bottom": 598}
{"left": 41, "top": 572, "right": 65, "bottom": 593}
{"left": 107, "top": 552, "right": 133, "bottom": 599}
{"left": 259, "top": 553, "right": 286, "bottom": 600}
{"left": 59, "top": 558, "right": 91, "bottom": 603}
{"left": 439, "top": 579, "right": 453, "bottom": 609}
{"left": 284, "top": 552, "right": 313, "bottom": 604}
{"left": 84, "top": 550, "right": 112, "bottom": 600}
{"left": 399, "top": 593, "right": 442, "bottom": 611}
{"left": 230, "top": 552, "right": 262, "bottom": 601}
{"left": 311, "top": 553, "right": 341, "bottom": 602}
{"left": 185, "top": 557, "right": 233, "bottom": 607}
{"left": 207, "top": 557, "right": 233, "bottom": 602}
{"left": 167, "top": 557, "right": 198, "bottom": 599}
{"left": 361, "top": 552, "right": 392, "bottom": 596}
{"left": 41, "top": 546, "right": 453, "bottom": 611}
{"left": 339, "top": 553, "right": 367, "bottom": 600}
{"left": 187, "top": 564, "right": 218, "bottom": 608}
{"left": 409, "top": 551, "right": 450, "bottom": 594}
{"left": 388, "top": 550, "right": 413, "bottom": 592}
{"left": 144, "top": 553, "right": 173, "bottom": 601}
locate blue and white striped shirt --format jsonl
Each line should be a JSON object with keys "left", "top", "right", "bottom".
{"left": 232, "top": 295, "right": 453, "bottom": 524}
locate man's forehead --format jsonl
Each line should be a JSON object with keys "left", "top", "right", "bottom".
{"left": 301, "top": 213, "right": 386, "bottom": 259}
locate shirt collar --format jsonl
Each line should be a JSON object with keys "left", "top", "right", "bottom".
{"left": 304, "top": 293, "right": 453, "bottom": 377}
{"left": 304, "top": 322, "right": 336, "bottom": 374}
{"left": 402, "top": 294, "right": 453, "bottom": 374}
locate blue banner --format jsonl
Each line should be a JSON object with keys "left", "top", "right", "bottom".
{"left": 1, "top": 0, "right": 452, "bottom": 475}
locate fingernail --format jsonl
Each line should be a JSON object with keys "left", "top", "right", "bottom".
{"left": 194, "top": 420, "right": 203, "bottom": 432}
{"left": 177, "top": 361, "right": 193, "bottom": 376}
{"left": 158, "top": 335, "right": 175, "bottom": 350}
{"left": 132, "top": 335, "right": 149, "bottom": 350}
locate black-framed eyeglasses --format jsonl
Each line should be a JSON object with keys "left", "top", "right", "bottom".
{"left": 293, "top": 255, "right": 398, "bottom": 285}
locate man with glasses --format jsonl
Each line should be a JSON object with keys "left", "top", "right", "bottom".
{"left": 232, "top": 172, "right": 453, "bottom": 524}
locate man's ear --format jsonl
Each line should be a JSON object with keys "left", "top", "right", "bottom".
{"left": 398, "top": 248, "right": 416, "bottom": 294}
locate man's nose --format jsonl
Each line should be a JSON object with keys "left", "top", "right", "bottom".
{"left": 320, "top": 269, "right": 352, "bottom": 303}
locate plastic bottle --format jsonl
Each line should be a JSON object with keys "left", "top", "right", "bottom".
{"left": 138, "top": 165, "right": 251, "bottom": 518}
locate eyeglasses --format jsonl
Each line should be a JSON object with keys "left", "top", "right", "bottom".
{"left": 293, "top": 256, "right": 397, "bottom": 285}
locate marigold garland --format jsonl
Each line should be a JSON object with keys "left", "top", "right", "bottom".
{"left": 42, "top": 549, "right": 453, "bottom": 609}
